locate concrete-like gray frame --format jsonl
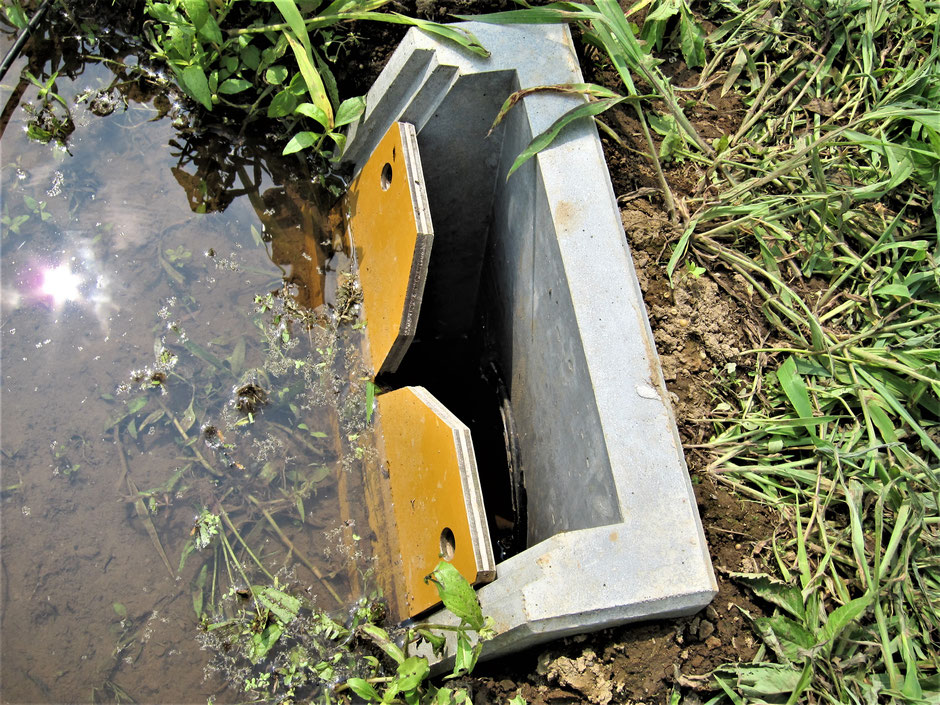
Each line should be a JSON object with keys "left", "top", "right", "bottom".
{"left": 345, "top": 21, "right": 716, "bottom": 661}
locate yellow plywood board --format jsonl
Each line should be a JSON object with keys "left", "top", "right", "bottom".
{"left": 343, "top": 122, "right": 432, "bottom": 376}
{"left": 376, "top": 386, "right": 495, "bottom": 617}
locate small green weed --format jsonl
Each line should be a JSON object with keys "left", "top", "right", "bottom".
{"left": 142, "top": 0, "right": 488, "bottom": 160}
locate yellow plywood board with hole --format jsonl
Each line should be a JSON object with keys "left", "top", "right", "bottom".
{"left": 343, "top": 122, "right": 432, "bottom": 376}
{"left": 376, "top": 386, "right": 495, "bottom": 617}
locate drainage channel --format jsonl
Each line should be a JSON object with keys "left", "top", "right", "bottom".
{"left": 342, "top": 21, "right": 717, "bottom": 666}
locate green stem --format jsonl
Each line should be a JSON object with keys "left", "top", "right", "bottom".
{"left": 220, "top": 508, "right": 274, "bottom": 581}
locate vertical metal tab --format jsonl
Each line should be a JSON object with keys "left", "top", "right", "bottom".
{"left": 343, "top": 122, "right": 432, "bottom": 376}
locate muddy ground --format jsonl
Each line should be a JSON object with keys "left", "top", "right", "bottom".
{"left": 361, "top": 2, "right": 783, "bottom": 703}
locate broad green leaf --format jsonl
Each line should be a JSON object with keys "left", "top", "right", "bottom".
{"left": 346, "top": 678, "right": 381, "bottom": 701}
{"left": 753, "top": 615, "right": 816, "bottom": 662}
{"left": 426, "top": 561, "right": 483, "bottom": 630}
{"left": 646, "top": 0, "right": 681, "bottom": 23}
{"left": 254, "top": 586, "right": 300, "bottom": 625}
{"left": 820, "top": 593, "right": 873, "bottom": 654}
{"left": 396, "top": 656, "right": 430, "bottom": 691}
{"left": 113, "top": 602, "right": 127, "bottom": 618}
{"left": 282, "top": 131, "right": 321, "bottom": 155}
{"left": 679, "top": 7, "right": 705, "bottom": 68}
{"left": 268, "top": 89, "right": 299, "bottom": 118}
{"left": 265, "top": 65, "right": 289, "bottom": 85}
{"left": 180, "top": 65, "right": 213, "bottom": 110}
{"left": 728, "top": 572, "right": 805, "bottom": 620}
{"left": 218, "top": 78, "right": 251, "bottom": 95}
{"left": 334, "top": 96, "right": 366, "bottom": 128}
{"left": 874, "top": 282, "right": 911, "bottom": 298}
{"left": 198, "top": 14, "right": 223, "bottom": 45}
{"left": 247, "top": 622, "right": 283, "bottom": 662}
{"left": 295, "top": 102, "right": 330, "bottom": 128}
{"left": 328, "top": 131, "right": 346, "bottom": 155}
{"left": 726, "top": 664, "right": 804, "bottom": 697}
{"left": 240, "top": 44, "right": 261, "bottom": 70}
{"left": 181, "top": 0, "right": 209, "bottom": 30}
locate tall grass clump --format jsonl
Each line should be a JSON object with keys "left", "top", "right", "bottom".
{"left": 474, "top": 0, "right": 938, "bottom": 701}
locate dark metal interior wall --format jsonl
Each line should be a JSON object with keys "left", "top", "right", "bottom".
{"left": 412, "top": 70, "right": 516, "bottom": 341}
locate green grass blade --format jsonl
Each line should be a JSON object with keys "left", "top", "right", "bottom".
{"left": 506, "top": 96, "right": 623, "bottom": 178}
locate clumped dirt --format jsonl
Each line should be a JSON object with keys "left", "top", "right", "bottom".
{"left": 467, "top": 483, "right": 778, "bottom": 705}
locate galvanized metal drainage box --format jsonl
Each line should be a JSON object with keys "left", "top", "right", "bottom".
{"left": 344, "top": 21, "right": 716, "bottom": 660}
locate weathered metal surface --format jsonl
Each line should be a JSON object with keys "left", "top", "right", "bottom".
{"left": 375, "top": 386, "right": 495, "bottom": 617}
{"left": 342, "top": 121, "right": 432, "bottom": 376}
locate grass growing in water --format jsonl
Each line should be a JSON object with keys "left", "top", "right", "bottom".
{"left": 475, "top": 0, "right": 938, "bottom": 702}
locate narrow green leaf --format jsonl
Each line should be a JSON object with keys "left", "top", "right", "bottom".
{"left": 508, "top": 96, "right": 623, "bottom": 178}
{"left": 272, "top": 0, "right": 313, "bottom": 53}
{"left": 365, "top": 381, "right": 376, "bottom": 423}
{"left": 776, "top": 356, "right": 814, "bottom": 421}
{"left": 282, "top": 31, "right": 334, "bottom": 128}
{"left": 360, "top": 623, "right": 405, "bottom": 664}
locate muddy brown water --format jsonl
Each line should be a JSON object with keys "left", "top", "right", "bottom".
{"left": 0, "top": 36, "right": 380, "bottom": 704}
